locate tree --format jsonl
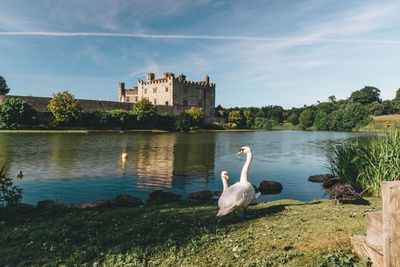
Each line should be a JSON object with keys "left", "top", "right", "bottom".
{"left": 243, "top": 109, "right": 255, "bottom": 128}
{"left": 228, "top": 110, "right": 244, "bottom": 127}
{"left": 157, "top": 112, "right": 175, "bottom": 131}
{"left": 186, "top": 107, "right": 204, "bottom": 126}
{"left": 0, "top": 98, "right": 37, "bottom": 129}
{"left": 0, "top": 162, "right": 23, "bottom": 208}
{"left": 367, "top": 101, "right": 384, "bottom": 116}
{"left": 313, "top": 111, "right": 329, "bottom": 130}
{"left": 132, "top": 98, "right": 157, "bottom": 128}
{"left": 328, "top": 95, "right": 337, "bottom": 103}
{"left": 342, "top": 103, "right": 371, "bottom": 130}
{"left": 328, "top": 109, "right": 345, "bottom": 131}
{"left": 299, "top": 109, "right": 314, "bottom": 128}
{"left": 48, "top": 91, "right": 83, "bottom": 126}
{"left": 175, "top": 112, "right": 192, "bottom": 132}
{"left": 287, "top": 113, "right": 299, "bottom": 125}
{"left": 0, "top": 75, "right": 10, "bottom": 95}
{"left": 253, "top": 117, "right": 275, "bottom": 130}
{"left": 348, "top": 86, "right": 381, "bottom": 105}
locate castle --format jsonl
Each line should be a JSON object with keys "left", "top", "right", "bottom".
{"left": 118, "top": 72, "right": 216, "bottom": 117}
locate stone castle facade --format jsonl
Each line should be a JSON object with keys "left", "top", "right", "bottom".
{"left": 118, "top": 72, "right": 215, "bottom": 117}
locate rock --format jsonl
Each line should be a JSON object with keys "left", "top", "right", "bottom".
{"left": 213, "top": 191, "right": 222, "bottom": 197}
{"left": 259, "top": 180, "right": 283, "bottom": 195}
{"left": 147, "top": 190, "right": 181, "bottom": 203}
{"left": 322, "top": 179, "right": 361, "bottom": 201}
{"left": 72, "top": 199, "right": 111, "bottom": 209}
{"left": 187, "top": 190, "right": 213, "bottom": 200}
{"left": 308, "top": 174, "right": 337, "bottom": 183}
{"left": 114, "top": 194, "right": 143, "bottom": 207}
{"left": 37, "top": 200, "right": 56, "bottom": 208}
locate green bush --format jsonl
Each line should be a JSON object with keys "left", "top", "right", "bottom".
{"left": 157, "top": 113, "right": 175, "bottom": 131}
{"left": 90, "top": 110, "right": 137, "bottom": 130}
{"left": 287, "top": 113, "right": 299, "bottom": 125}
{"left": 243, "top": 109, "right": 255, "bottom": 128}
{"left": 48, "top": 91, "right": 83, "bottom": 126}
{"left": 175, "top": 112, "right": 192, "bottom": 132}
{"left": 253, "top": 117, "right": 275, "bottom": 130}
{"left": 0, "top": 75, "right": 10, "bottom": 95}
{"left": 299, "top": 109, "right": 314, "bottom": 128}
{"left": 185, "top": 107, "right": 204, "bottom": 126}
{"left": 328, "top": 109, "right": 345, "bottom": 131}
{"left": 327, "top": 129, "right": 400, "bottom": 195}
{"left": 313, "top": 111, "right": 329, "bottom": 131}
{"left": 0, "top": 98, "right": 38, "bottom": 129}
{"left": 228, "top": 110, "right": 244, "bottom": 127}
{"left": 132, "top": 99, "right": 157, "bottom": 129}
{"left": 0, "top": 162, "right": 23, "bottom": 208}
{"left": 342, "top": 103, "right": 371, "bottom": 130}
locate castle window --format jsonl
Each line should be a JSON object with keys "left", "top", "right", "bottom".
{"left": 126, "top": 97, "right": 130, "bottom": 102}
{"left": 183, "top": 99, "right": 188, "bottom": 105}
{"left": 144, "top": 89, "right": 147, "bottom": 94}
{"left": 153, "top": 88, "right": 157, "bottom": 93}
{"left": 154, "top": 99, "right": 157, "bottom": 104}
{"left": 165, "top": 101, "right": 169, "bottom": 106}
{"left": 135, "top": 96, "right": 138, "bottom": 102}
{"left": 198, "top": 89, "right": 203, "bottom": 96}
{"left": 165, "top": 87, "right": 168, "bottom": 92}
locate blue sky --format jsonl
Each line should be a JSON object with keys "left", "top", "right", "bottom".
{"left": 1, "top": 0, "right": 400, "bottom": 108}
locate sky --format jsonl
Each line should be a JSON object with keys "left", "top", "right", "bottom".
{"left": 1, "top": 0, "right": 400, "bottom": 109}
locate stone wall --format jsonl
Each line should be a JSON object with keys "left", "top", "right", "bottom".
{"left": 0, "top": 95, "right": 200, "bottom": 116}
{"left": 0, "top": 95, "right": 133, "bottom": 113}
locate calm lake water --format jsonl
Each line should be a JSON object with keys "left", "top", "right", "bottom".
{"left": 0, "top": 131, "right": 375, "bottom": 205}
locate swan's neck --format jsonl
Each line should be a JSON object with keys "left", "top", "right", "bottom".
{"left": 240, "top": 151, "right": 252, "bottom": 183}
{"left": 222, "top": 178, "right": 228, "bottom": 192}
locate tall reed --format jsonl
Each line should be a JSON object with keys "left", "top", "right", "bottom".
{"left": 327, "top": 129, "right": 400, "bottom": 196}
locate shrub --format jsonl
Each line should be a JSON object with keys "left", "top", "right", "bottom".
{"left": 243, "top": 109, "right": 255, "bottom": 128}
{"left": 132, "top": 99, "right": 157, "bottom": 128}
{"left": 287, "top": 113, "right": 299, "bottom": 125}
{"left": 228, "top": 110, "right": 244, "bottom": 127}
{"left": 0, "top": 98, "right": 37, "bottom": 129}
{"left": 313, "top": 111, "right": 329, "bottom": 131}
{"left": 175, "top": 112, "right": 192, "bottom": 132}
{"left": 185, "top": 107, "right": 204, "bottom": 126}
{"left": 342, "top": 103, "right": 371, "bottom": 130}
{"left": 253, "top": 118, "right": 275, "bottom": 130}
{"left": 157, "top": 113, "right": 175, "bottom": 131}
{"left": 327, "top": 129, "right": 400, "bottom": 195}
{"left": 0, "top": 162, "right": 23, "bottom": 208}
{"left": 328, "top": 109, "right": 345, "bottom": 131}
{"left": 48, "top": 91, "right": 83, "bottom": 126}
{"left": 0, "top": 75, "right": 10, "bottom": 95}
{"left": 299, "top": 109, "right": 314, "bottom": 128}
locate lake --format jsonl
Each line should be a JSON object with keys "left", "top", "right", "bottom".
{"left": 0, "top": 131, "right": 375, "bottom": 205}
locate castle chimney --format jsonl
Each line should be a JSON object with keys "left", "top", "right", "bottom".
{"left": 205, "top": 75, "right": 210, "bottom": 85}
{"left": 118, "top": 82, "right": 125, "bottom": 102}
{"left": 146, "top": 73, "right": 155, "bottom": 82}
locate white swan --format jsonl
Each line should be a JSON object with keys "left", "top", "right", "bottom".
{"left": 217, "top": 146, "right": 257, "bottom": 218}
{"left": 218, "top": 171, "right": 229, "bottom": 208}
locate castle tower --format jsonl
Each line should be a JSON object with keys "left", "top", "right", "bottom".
{"left": 118, "top": 82, "right": 125, "bottom": 102}
{"left": 205, "top": 75, "right": 209, "bottom": 85}
{"left": 146, "top": 73, "right": 155, "bottom": 82}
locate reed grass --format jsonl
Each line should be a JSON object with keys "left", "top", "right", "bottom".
{"left": 328, "top": 129, "right": 400, "bottom": 195}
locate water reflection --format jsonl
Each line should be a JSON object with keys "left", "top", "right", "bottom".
{"left": 0, "top": 131, "right": 375, "bottom": 204}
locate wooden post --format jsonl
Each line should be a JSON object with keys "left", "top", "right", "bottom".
{"left": 382, "top": 181, "right": 400, "bottom": 267}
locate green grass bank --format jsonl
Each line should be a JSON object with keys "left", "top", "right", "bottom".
{"left": 1, "top": 197, "right": 380, "bottom": 266}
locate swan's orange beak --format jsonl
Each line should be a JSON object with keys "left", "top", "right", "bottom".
{"left": 225, "top": 175, "right": 229, "bottom": 180}
{"left": 237, "top": 149, "right": 244, "bottom": 155}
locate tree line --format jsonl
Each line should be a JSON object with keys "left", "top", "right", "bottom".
{"left": 221, "top": 86, "right": 400, "bottom": 131}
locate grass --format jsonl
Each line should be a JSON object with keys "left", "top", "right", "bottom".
{"left": 328, "top": 129, "right": 400, "bottom": 196}
{"left": 0, "top": 197, "right": 381, "bottom": 266}
{"left": 359, "top": 114, "right": 400, "bottom": 132}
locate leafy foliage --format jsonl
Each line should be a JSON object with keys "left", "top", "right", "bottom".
{"left": 228, "top": 110, "right": 243, "bottom": 127}
{"left": 185, "top": 107, "right": 204, "bottom": 126}
{"left": 0, "top": 75, "right": 10, "bottom": 95}
{"left": 287, "top": 113, "right": 299, "bottom": 125}
{"left": 132, "top": 99, "right": 157, "bottom": 128}
{"left": 253, "top": 117, "right": 275, "bottom": 130}
{"left": 157, "top": 112, "right": 175, "bottom": 131}
{"left": 0, "top": 162, "right": 23, "bottom": 208}
{"left": 342, "top": 103, "right": 371, "bottom": 130}
{"left": 328, "top": 129, "right": 400, "bottom": 195}
{"left": 313, "top": 111, "right": 329, "bottom": 130}
{"left": 48, "top": 91, "right": 83, "bottom": 126}
{"left": 349, "top": 86, "right": 381, "bottom": 105}
{"left": 243, "top": 109, "right": 255, "bottom": 128}
{"left": 0, "top": 98, "right": 38, "bottom": 129}
{"left": 175, "top": 112, "right": 193, "bottom": 132}
{"left": 299, "top": 110, "right": 314, "bottom": 128}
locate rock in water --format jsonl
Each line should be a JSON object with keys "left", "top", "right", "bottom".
{"left": 187, "top": 190, "right": 213, "bottom": 200}
{"left": 259, "top": 180, "right": 283, "bottom": 195}
{"left": 114, "top": 194, "right": 143, "bottom": 207}
{"left": 308, "top": 174, "right": 337, "bottom": 183}
{"left": 147, "top": 190, "right": 181, "bottom": 203}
